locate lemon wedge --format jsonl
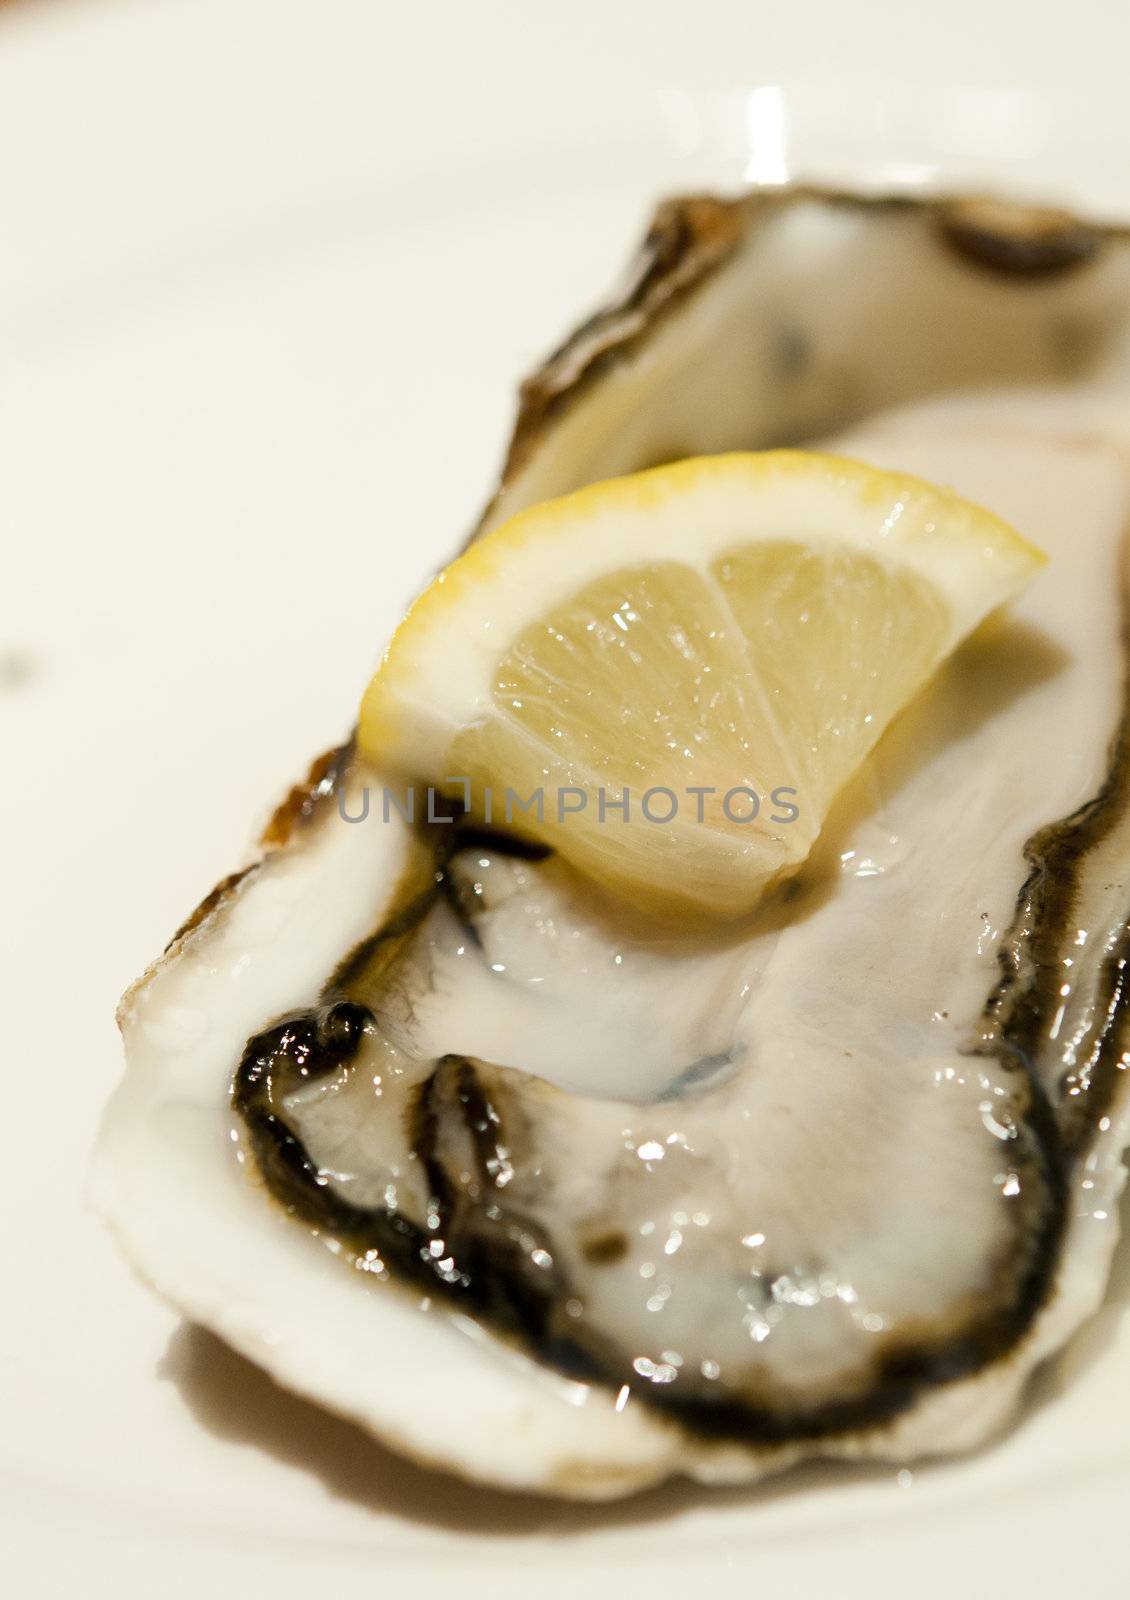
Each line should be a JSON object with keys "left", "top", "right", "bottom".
{"left": 359, "top": 452, "right": 1044, "bottom": 919}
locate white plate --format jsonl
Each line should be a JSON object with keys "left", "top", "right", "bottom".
{"left": 4, "top": 0, "right": 1130, "bottom": 1593}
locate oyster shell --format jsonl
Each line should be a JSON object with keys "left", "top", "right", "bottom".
{"left": 95, "top": 188, "right": 1130, "bottom": 1498}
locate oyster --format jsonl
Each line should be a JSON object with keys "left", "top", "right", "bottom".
{"left": 95, "top": 189, "right": 1130, "bottom": 1498}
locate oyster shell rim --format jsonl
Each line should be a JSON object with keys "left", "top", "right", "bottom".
{"left": 102, "top": 182, "right": 1130, "bottom": 1498}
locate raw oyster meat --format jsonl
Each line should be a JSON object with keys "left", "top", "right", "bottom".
{"left": 95, "top": 190, "right": 1130, "bottom": 1498}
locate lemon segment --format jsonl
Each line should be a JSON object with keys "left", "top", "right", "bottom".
{"left": 359, "top": 452, "right": 1045, "bottom": 919}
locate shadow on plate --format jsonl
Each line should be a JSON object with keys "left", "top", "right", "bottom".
{"left": 160, "top": 1321, "right": 919, "bottom": 1534}
{"left": 161, "top": 1166, "right": 1130, "bottom": 1540}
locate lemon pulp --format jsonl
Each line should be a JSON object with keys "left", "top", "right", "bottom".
{"left": 360, "top": 452, "right": 1044, "bottom": 918}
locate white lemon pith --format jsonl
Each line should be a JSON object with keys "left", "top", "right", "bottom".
{"left": 359, "top": 452, "right": 1045, "bottom": 919}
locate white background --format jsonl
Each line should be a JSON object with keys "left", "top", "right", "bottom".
{"left": 2, "top": 1, "right": 1129, "bottom": 1593}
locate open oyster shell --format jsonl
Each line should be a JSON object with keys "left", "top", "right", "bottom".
{"left": 95, "top": 188, "right": 1130, "bottom": 1499}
